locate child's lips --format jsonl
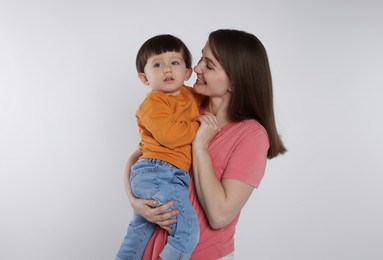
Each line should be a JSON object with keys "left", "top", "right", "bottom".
{"left": 164, "top": 77, "right": 174, "bottom": 82}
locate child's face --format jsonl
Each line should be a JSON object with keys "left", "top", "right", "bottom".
{"left": 138, "top": 51, "right": 192, "bottom": 96}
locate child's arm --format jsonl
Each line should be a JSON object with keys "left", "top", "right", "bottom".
{"left": 138, "top": 94, "right": 199, "bottom": 149}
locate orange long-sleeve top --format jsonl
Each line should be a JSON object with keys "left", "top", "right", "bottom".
{"left": 136, "top": 86, "right": 201, "bottom": 171}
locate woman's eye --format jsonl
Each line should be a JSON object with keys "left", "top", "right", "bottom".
{"left": 198, "top": 57, "right": 212, "bottom": 70}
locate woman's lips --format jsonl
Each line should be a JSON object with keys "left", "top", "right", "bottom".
{"left": 195, "top": 77, "right": 205, "bottom": 85}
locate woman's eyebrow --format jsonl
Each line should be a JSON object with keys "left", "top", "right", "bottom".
{"left": 205, "top": 56, "right": 216, "bottom": 67}
{"left": 201, "top": 50, "right": 216, "bottom": 67}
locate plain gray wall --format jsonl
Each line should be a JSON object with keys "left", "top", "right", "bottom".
{"left": 1, "top": 0, "right": 382, "bottom": 259}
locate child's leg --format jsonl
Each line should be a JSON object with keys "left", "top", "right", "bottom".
{"left": 154, "top": 168, "right": 199, "bottom": 260}
{"left": 115, "top": 212, "right": 156, "bottom": 260}
{"left": 116, "top": 158, "right": 160, "bottom": 260}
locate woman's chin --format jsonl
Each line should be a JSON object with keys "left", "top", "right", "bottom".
{"left": 193, "top": 84, "right": 203, "bottom": 94}
{"left": 193, "top": 81, "right": 205, "bottom": 90}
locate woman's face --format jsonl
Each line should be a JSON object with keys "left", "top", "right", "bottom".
{"left": 193, "top": 41, "right": 232, "bottom": 98}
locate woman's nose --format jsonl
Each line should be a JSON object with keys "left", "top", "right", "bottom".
{"left": 193, "top": 64, "right": 201, "bottom": 73}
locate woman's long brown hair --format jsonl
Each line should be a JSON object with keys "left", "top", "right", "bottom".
{"left": 208, "top": 29, "right": 286, "bottom": 159}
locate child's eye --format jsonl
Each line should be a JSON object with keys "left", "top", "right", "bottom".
{"left": 171, "top": 61, "right": 180, "bottom": 66}
{"left": 153, "top": 63, "right": 163, "bottom": 68}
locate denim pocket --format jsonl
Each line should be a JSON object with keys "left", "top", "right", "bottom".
{"left": 130, "top": 164, "right": 159, "bottom": 199}
{"left": 171, "top": 170, "right": 190, "bottom": 187}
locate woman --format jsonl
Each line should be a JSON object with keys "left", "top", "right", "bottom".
{"left": 123, "top": 29, "right": 286, "bottom": 259}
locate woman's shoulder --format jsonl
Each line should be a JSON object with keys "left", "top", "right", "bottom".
{"left": 216, "top": 119, "right": 269, "bottom": 149}
{"left": 233, "top": 119, "right": 268, "bottom": 136}
{"left": 228, "top": 120, "right": 270, "bottom": 148}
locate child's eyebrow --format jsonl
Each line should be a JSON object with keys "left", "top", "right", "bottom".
{"left": 169, "top": 55, "right": 183, "bottom": 60}
{"left": 148, "top": 57, "right": 161, "bottom": 62}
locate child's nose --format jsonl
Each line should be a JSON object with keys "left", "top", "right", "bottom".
{"left": 163, "top": 64, "right": 172, "bottom": 73}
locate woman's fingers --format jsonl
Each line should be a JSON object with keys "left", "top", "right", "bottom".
{"left": 196, "top": 113, "right": 219, "bottom": 130}
{"left": 141, "top": 200, "right": 179, "bottom": 225}
{"left": 143, "top": 199, "right": 159, "bottom": 208}
{"left": 159, "top": 225, "right": 172, "bottom": 231}
{"left": 157, "top": 214, "right": 178, "bottom": 228}
{"left": 193, "top": 113, "right": 220, "bottom": 147}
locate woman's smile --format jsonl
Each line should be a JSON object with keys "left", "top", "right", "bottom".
{"left": 195, "top": 76, "right": 206, "bottom": 85}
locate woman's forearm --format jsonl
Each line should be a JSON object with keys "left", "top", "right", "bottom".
{"left": 123, "top": 147, "right": 179, "bottom": 228}
{"left": 192, "top": 145, "right": 232, "bottom": 229}
{"left": 124, "top": 148, "right": 142, "bottom": 202}
{"left": 192, "top": 144, "right": 254, "bottom": 229}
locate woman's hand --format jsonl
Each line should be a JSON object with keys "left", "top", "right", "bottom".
{"left": 193, "top": 112, "right": 220, "bottom": 148}
{"left": 124, "top": 148, "right": 179, "bottom": 231}
{"left": 129, "top": 197, "right": 179, "bottom": 231}
{"left": 124, "top": 149, "right": 178, "bottom": 231}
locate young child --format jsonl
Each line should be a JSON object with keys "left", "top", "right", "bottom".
{"left": 115, "top": 35, "right": 200, "bottom": 260}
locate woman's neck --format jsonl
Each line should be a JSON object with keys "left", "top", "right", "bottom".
{"left": 206, "top": 97, "right": 231, "bottom": 128}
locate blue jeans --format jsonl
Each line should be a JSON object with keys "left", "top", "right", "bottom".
{"left": 115, "top": 158, "right": 199, "bottom": 260}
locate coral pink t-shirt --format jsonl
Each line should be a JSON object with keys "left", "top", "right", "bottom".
{"left": 143, "top": 119, "right": 270, "bottom": 260}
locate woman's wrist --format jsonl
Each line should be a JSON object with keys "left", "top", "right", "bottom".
{"left": 127, "top": 191, "right": 137, "bottom": 205}
{"left": 192, "top": 140, "right": 209, "bottom": 151}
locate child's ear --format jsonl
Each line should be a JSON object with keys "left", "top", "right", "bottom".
{"left": 138, "top": 73, "right": 149, "bottom": 85}
{"left": 184, "top": 68, "right": 192, "bottom": 81}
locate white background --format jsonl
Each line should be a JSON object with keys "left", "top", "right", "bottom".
{"left": 1, "top": 0, "right": 382, "bottom": 259}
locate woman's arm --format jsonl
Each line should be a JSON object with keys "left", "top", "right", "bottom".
{"left": 192, "top": 115, "right": 254, "bottom": 229}
{"left": 124, "top": 148, "right": 178, "bottom": 230}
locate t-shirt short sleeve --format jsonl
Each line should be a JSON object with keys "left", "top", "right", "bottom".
{"left": 223, "top": 122, "right": 269, "bottom": 188}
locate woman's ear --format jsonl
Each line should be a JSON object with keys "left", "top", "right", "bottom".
{"left": 138, "top": 73, "right": 149, "bottom": 85}
{"left": 184, "top": 68, "right": 193, "bottom": 81}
